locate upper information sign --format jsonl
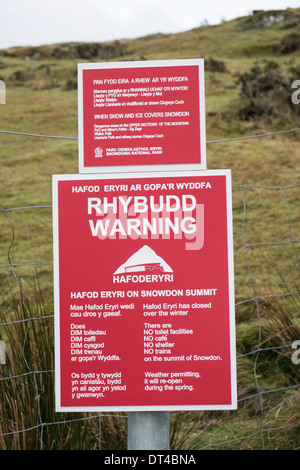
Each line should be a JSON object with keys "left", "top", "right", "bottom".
{"left": 78, "top": 59, "right": 206, "bottom": 173}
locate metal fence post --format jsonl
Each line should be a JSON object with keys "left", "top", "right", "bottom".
{"left": 127, "top": 411, "right": 170, "bottom": 450}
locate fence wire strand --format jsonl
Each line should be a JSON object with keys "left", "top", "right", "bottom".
{"left": 0, "top": 126, "right": 299, "bottom": 143}
{"left": 0, "top": 128, "right": 300, "bottom": 450}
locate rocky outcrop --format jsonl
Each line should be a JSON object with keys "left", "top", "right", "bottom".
{"left": 237, "top": 9, "right": 299, "bottom": 30}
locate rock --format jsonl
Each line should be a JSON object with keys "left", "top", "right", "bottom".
{"left": 237, "top": 9, "right": 297, "bottom": 31}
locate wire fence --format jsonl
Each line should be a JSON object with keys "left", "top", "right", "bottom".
{"left": 0, "top": 128, "right": 300, "bottom": 450}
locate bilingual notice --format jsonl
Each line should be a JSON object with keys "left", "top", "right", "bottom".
{"left": 78, "top": 59, "right": 206, "bottom": 172}
{"left": 53, "top": 170, "right": 236, "bottom": 411}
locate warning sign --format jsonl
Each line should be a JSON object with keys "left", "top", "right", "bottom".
{"left": 78, "top": 59, "right": 206, "bottom": 173}
{"left": 52, "top": 170, "right": 236, "bottom": 411}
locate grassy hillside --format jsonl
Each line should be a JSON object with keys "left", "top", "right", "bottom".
{"left": 0, "top": 8, "right": 299, "bottom": 450}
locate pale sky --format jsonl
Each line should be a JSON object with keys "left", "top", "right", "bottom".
{"left": 0, "top": 0, "right": 300, "bottom": 49}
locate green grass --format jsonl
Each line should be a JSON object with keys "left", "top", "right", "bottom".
{"left": 0, "top": 7, "right": 300, "bottom": 450}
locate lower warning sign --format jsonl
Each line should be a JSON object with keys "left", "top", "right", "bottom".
{"left": 52, "top": 169, "right": 237, "bottom": 411}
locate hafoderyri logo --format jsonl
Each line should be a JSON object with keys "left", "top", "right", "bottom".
{"left": 113, "top": 245, "right": 173, "bottom": 284}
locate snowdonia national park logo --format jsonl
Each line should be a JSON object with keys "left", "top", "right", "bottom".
{"left": 94, "top": 147, "right": 103, "bottom": 158}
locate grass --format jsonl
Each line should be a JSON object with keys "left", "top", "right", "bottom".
{"left": 0, "top": 7, "right": 300, "bottom": 450}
